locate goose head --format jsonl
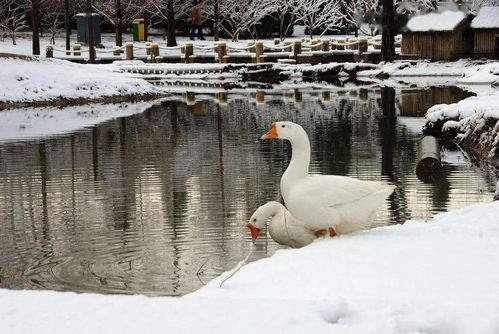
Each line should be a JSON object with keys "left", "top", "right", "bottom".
{"left": 245, "top": 201, "right": 284, "bottom": 242}
{"left": 261, "top": 121, "right": 306, "bottom": 141}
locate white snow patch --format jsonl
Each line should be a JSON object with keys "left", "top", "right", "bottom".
{"left": 471, "top": 6, "right": 499, "bottom": 29}
{"left": 0, "top": 57, "right": 159, "bottom": 103}
{"left": 1, "top": 202, "right": 499, "bottom": 333}
{"left": 406, "top": 10, "right": 467, "bottom": 32}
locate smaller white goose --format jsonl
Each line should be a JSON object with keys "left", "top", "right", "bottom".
{"left": 245, "top": 201, "right": 327, "bottom": 248}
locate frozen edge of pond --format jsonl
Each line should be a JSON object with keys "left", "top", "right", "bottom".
{"left": 1, "top": 201, "right": 499, "bottom": 334}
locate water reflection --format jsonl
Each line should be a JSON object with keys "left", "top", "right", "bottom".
{"left": 0, "top": 85, "right": 496, "bottom": 296}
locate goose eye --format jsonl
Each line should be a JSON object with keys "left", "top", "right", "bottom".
{"left": 253, "top": 218, "right": 257, "bottom": 222}
{"left": 281, "top": 125, "right": 285, "bottom": 128}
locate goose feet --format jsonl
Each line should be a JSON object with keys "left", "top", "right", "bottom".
{"left": 328, "top": 227, "right": 337, "bottom": 238}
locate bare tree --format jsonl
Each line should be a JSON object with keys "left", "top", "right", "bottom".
{"left": 40, "top": 0, "right": 65, "bottom": 44}
{"left": 295, "top": 0, "right": 344, "bottom": 39}
{"left": 343, "top": 0, "right": 381, "bottom": 36}
{"left": 146, "top": 0, "right": 189, "bottom": 45}
{"left": 381, "top": 0, "right": 395, "bottom": 62}
{"left": 267, "top": 0, "right": 302, "bottom": 40}
{"left": 0, "top": 0, "right": 28, "bottom": 45}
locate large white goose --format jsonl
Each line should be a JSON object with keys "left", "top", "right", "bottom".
{"left": 261, "top": 121, "right": 395, "bottom": 233}
{"left": 245, "top": 201, "right": 327, "bottom": 248}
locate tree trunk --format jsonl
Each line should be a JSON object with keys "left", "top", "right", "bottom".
{"left": 65, "top": 0, "right": 70, "bottom": 52}
{"left": 143, "top": 11, "right": 148, "bottom": 41}
{"left": 115, "top": 0, "right": 122, "bottom": 46}
{"left": 86, "top": 0, "right": 96, "bottom": 63}
{"left": 213, "top": 0, "right": 219, "bottom": 41}
{"left": 32, "top": 0, "right": 40, "bottom": 55}
{"left": 166, "top": 0, "right": 177, "bottom": 46}
{"left": 381, "top": 0, "right": 395, "bottom": 62}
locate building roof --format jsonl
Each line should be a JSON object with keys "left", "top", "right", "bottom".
{"left": 406, "top": 10, "right": 467, "bottom": 32}
{"left": 471, "top": 6, "right": 499, "bottom": 29}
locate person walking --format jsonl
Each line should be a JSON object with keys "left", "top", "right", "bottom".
{"left": 189, "top": 0, "right": 205, "bottom": 41}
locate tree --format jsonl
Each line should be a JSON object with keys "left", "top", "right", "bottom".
{"left": 0, "top": 0, "right": 28, "bottom": 45}
{"left": 146, "top": 0, "right": 189, "bottom": 45}
{"left": 40, "top": 0, "right": 65, "bottom": 44}
{"left": 343, "top": 0, "right": 381, "bottom": 36}
{"left": 294, "top": 0, "right": 344, "bottom": 39}
{"left": 268, "top": 0, "right": 301, "bottom": 40}
{"left": 381, "top": 0, "right": 395, "bottom": 62}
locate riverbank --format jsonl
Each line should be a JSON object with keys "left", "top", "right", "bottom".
{"left": 1, "top": 201, "right": 499, "bottom": 334}
{"left": 0, "top": 56, "right": 165, "bottom": 110}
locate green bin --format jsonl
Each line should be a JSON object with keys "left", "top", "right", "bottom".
{"left": 133, "top": 19, "right": 145, "bottom": 41}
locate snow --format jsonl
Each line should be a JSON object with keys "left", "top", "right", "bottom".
{"left": 457, "top": 62, "right": 499, "bottom": 85}
{"left": 471, "top": 6, "right": 499, "bottom": 29}
{"left": 0, "top": 57, "right": 160, "bottom": 104}
{"left": 2, "top": 201, "right": 499, "bottom": 333}
{"left": 0, "top": 102, "right": 154, "bottom": 142}
{"left": 406, "top": 10, "right": 467, "bottom": 32}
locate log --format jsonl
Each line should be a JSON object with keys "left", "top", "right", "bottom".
{"left": 416, "top": 136, "right": 443, "bottom": 182}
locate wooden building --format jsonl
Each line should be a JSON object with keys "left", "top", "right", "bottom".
{"left": 471, "top": 6, "right": 499, "bottom": 59}
{"left": 401, "top": 10, "right": 473, "bottom": 61}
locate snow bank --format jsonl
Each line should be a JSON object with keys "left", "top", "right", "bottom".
{"left": 458, "top": 62, "right": 499, "bottom": 85}
{"left": 425, "top": 93, "right": 499, "bottom": 158}
{"left": 0, "top": 102, "right": 154, "bottom": 142}
{"left": 0, "top": 57, "right": 160, "bottom": 103}
{"left": 2, "top": 201, "right": 499, "bottom": 334}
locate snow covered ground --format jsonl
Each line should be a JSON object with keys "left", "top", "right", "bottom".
{"left": 0, "top": 57, "right": 160, "bottom": 104}
{"left": 425, "top": 91, "right": 499, "bottom": 161}
{"left": 1, "top": 201, "right": 499, "bottom": 334}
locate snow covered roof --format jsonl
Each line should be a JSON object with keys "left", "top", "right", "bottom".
{"left": 406, "top": 10, "right": 467, "bottom": 32}
{"left": 471, "top": 6, "right": 499, "bottom": 29}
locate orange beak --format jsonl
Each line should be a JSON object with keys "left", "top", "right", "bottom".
{"left": 261, "top": 123, "right": 278, "bottom": 139}
{"left": 245, "top": 222, "right": 261, "bottom": 242}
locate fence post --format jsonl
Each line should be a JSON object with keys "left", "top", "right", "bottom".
{"left": 125, "top": 42, "right": 134, "bottom": 60}
{"left": 274, "top": 38, "right": 280, "bottom": 45}
{"left": 150, "top": 43, "right": 159, "bottom": 62}
{"left": 145, "top": 42, "right": 152, "bottom": 55}
{"left": 217, "top": 42, "right": 227, "bottom": 63}
{"left": 247, "top": 41, "right": 255, "bottom": 53}
{"left": 336, "top": 39, "right": 345, "bottom": 50}
{"left": 322, "top": 40, "right": 330, "bottom": 52}
{"left": 185, "top": 43, "right": 193, "bottom": 63}
{"left": 46, "top": 45, "right": 53, "bottom": 58}
{"left": 255, "top": 42, "right": 264, "bottom": 63}
{"left": 256, "top": 90, "right": 265, "bottom": 103}
{"left": 359, "top": 38, "right": 368, "bottom": 54}
{"left": 284, "top": 41, "right": 292, "bottom": 52}
{"left": 293, "top": 41, "right": 302, "bottom": 59}
{"left": 113, "top": 46, "right": 121, "bottom": 56}
{"left": 73, "top": 43, "right": 81, "bottom": 56}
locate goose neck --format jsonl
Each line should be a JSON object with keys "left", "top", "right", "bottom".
{"left": 286, "top": 134, "right": 310, "bottom": 178}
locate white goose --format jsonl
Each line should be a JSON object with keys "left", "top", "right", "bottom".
{"left": 261, "top": 121, "right": 395, "bottom": 233}
{"left": 245, "top": 201, "right": 327, "bottom": 248}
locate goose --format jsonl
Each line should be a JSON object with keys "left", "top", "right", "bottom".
{"left": 245, "top": 201, "right": 327, "bottom": 248}
{"left": 261, "top": 121, "right": 395, "bottom": 233}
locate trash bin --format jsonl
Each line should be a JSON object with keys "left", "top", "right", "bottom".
{"left": 133, "top": 19, "right": 145, "bottom": 41}
{"left": 76, "top": 13, "right": 101, "bottom": 44}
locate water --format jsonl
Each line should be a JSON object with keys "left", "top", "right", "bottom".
{"left": 0, "top": 85, "right": 496, "bottom": 296}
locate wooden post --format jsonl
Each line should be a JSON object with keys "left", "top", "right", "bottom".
{"left": 256, "top": 90, "right": 265, "bottom": 103}
{"left": 336, "top": 39, "right": 345, "bottom": 50}
{"left": 293, "top": 41, "right": 302, "bottom": 59}
{"left": 294, "top": 89, "right": 302, "bottom": 103}
{"left": 150, "top": 43, "right": 159, "bottom": 62}
{"left": 217, "top": 42, "right": 226, "bottom": 63}
{"left": 145, "top": 42, "right": 151, "bottom": 55}
{"left": 254, "top": 42, "right": 263, "bottom": 63}
{"left": 73, "top": 43, "right": 81, "bottom": 56}
{"left": 416, "top": 136, "right": 443, "bottom": 182}
{"left": 359, "top": 38, "right": 368, "bottom": 54}
{"left": 274, "top": 38, "right": 280, "bottom": 45}
{"left": 284, "top": 41, "right": 292, "bottom": 52}
{"left": 125, "top": 42, "right": 134, "bottom": 60}
{"left": 322, "top": 91, "right": 330, "bottom": 101}
{"left": 46, "top": 45, "right": 53, "bottom": 58}
{"left": 322, "top": 40, "right": 330, "bottom": 52}
{"left": 86, "top": 0, "right": 95, "bottom": 63}
{"left": 330, "top": 39, "right": 336, "bottom": 50}
{"left": 185, "top": 43, "right": 193, "bottom": 63}
{"left": 215, "top": 92, "right": 228, "bottom": 104}
{"left": 113, "top": 47, "right": 121, "bottom": 56}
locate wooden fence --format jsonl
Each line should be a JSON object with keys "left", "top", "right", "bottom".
{"left": 46, "top": 36, "right": 402, "bottom": 65}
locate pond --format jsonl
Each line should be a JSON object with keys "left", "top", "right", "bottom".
{"left": 0, "top": 84, "right": 496, "bottom": 296}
